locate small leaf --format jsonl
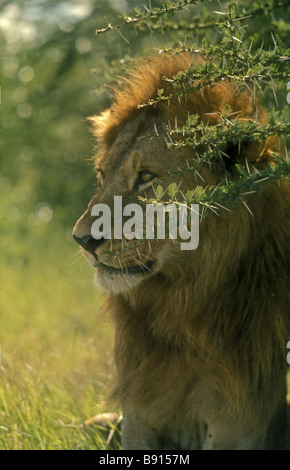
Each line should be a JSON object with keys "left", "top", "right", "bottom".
{"left": 185, "top": 190, "right": 194, "bottom": 204}
{"left": 186, "top": 114, "right": 199, "bottom": 128}
{"left": 155, "top": 185, "right": 164, "bottom": 200}
{"left": 194, "top": 186, "right": 206, "bottom": 200}
{"left": 168, "top": 182, "right": 178, "bottom": 199}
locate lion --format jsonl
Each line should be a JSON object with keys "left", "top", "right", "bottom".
{"left": 73, "top": 53, "right": 290, "bottom": 450}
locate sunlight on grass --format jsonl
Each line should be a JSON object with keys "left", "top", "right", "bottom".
{"left": 0, "top": 221, "right": 119, "bottom": 449}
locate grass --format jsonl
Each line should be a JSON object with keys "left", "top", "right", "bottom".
{"left": 0, "top": 219, "right": 121, "bottom": 450}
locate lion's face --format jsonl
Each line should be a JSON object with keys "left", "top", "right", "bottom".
{"left": 73, "top": 113, "right": 200, "bottom": 294}
{"left": 72, "top": 53, "right": 268, "bottom": 296}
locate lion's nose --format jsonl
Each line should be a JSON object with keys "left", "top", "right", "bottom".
{"left": 72, "top": 234, "right": 104, "bottom": 256}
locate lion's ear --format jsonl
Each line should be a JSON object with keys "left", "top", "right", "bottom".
{"left": 222, "top": 140, "right": 262, "bottom": 174}
{"left": 222, "top": 122, "right": 277, "bottom": 174}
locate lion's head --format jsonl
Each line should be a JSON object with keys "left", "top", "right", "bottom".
{"left": 73, "top": 53, "right": 274, "bottom": 295}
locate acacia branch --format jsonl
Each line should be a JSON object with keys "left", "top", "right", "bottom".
{"left": 95, "top": 0, "right": 198, "bottom": 36}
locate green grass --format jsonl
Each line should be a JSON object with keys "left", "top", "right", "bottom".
{"left": 0, "top": 220, "right": 121, "bottom": 449}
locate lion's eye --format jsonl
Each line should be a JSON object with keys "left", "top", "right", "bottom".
{"left": 138, "top": 171, "right": 156, "bottom": 187}
{"left": 141, "top": 172, "right": 154, "bottom": 183}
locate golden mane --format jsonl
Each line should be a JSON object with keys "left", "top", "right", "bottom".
{"left": 90, "top": 53, "right": 267, "bottom": 144}
{"left": 89, "top": 52, "right": 276, "bottom": 173}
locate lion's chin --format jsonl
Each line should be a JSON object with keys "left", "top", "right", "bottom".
{"left": 94, "top": 259, "right": 156, "bottom": 294}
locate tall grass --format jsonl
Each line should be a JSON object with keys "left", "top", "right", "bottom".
{"left": 0, "top": 219, "right": 120, "bottom": 449}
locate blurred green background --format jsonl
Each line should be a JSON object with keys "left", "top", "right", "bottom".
{"left": 0, "top": 0, "right": 289, "bottom": 449}
{"left": 0, "top": 0, "right": 173, "bottom": 450}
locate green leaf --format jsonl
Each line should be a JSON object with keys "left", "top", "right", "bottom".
{"left": 168, "top": 183, "right": 178, "bottom": 199}
{"left": 156, "top": 185, "right": 164, "bottom": 200}
{"left": 194, "top": 186, "right": 206, "bottom": 200}
{"left": 186, "top": 114, "right": 199, "bottom": 127}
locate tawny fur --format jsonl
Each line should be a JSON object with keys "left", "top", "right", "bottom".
{"left": 74, "top": 53, "right": 290, "bottom": 450}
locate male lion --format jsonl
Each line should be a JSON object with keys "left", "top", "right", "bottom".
{"left": 73, "top": 53, "right": 290, "bottom": 450}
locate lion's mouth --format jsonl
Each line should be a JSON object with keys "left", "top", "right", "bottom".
{"left": 94, "top": 258, "right": 156, "bottom": 275}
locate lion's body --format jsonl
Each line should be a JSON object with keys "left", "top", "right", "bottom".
{"left": 73, "top": 54, "right": 290, "bottom": 449}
